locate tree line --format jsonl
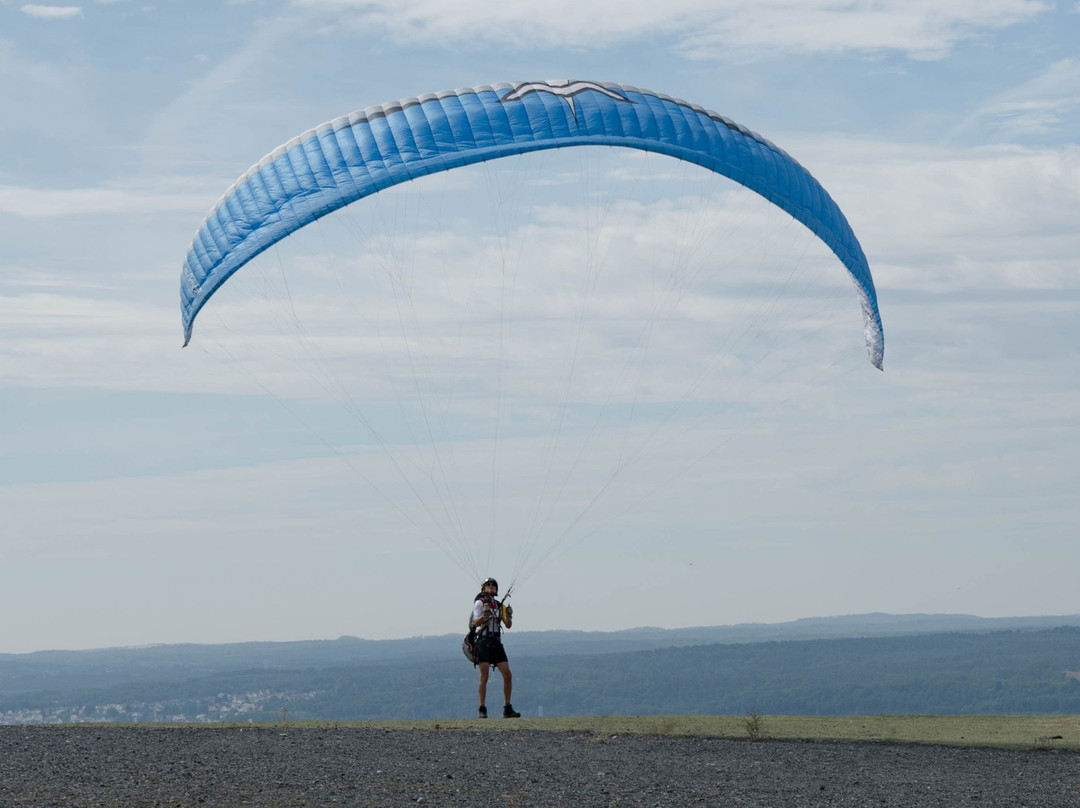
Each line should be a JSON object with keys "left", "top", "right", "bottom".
{"left": 2, "top": 627, "right": 1078, "bottom": 722}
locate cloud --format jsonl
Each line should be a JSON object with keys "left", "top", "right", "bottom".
{"left": 0, "top": 291, "right": 190, "bottom": 392}
{"left": 293, "top": 0, "right": 1049, "bottom": 59}
{"left": 0, "top": 37, "right": 66, "bottom": 86}
{"left": 20, "top": 4, "right": 83, "bottom": 18}
{"left": 797, "top": 138, "right": 1080, "bottom": 293}
{"left": 0, "top": 180, "right": 219, "bottom": 216}
{"left": 951, "top": 58, "right": 1080, "bottom": 141}
{"left": 678, "top": 0, "right": 1049, "bottom": 60}
{"left": 139, "top": 12, "right": 302, "bottom": 174}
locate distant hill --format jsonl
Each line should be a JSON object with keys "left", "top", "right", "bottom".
{"left": 4, "top": 612, "right": 1078, "bottom": 695}
{"left": 2, "top": 614, "right": 1079, "bottom": 723}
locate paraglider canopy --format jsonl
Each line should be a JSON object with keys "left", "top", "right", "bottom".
{"left": 180, "top": 80, "right": 883, "bottom": 369}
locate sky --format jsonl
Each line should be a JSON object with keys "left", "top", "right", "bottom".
{"left": 1, "top": 0, "right": 1078, "bottom": 655}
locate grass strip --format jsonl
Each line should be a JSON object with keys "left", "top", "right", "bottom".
{"left": 166, "top": 714, "right": 1080, "bottom": 751}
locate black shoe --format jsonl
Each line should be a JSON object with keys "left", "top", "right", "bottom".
{"left": 503, "top": 704, "right": 520, "bottom": 718}
{"left": 478, "top": 706, "right": 487, "bottom": 719}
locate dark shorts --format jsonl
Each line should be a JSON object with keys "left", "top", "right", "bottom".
{"left": 476, "top": 636, "right": 508, "bottom": 666}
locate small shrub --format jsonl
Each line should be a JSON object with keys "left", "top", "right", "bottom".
{"left": 742, "top": 711, "right": 765, "bottom": 742}
{"left": 1033, "top": 735, "right": 1062, "bottom": 750}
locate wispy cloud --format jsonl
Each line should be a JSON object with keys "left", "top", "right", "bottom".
{"left": 0, "top": 292, "right": 186, "bottom": 391}
{"left": 951, "top": 59, "right": 1080, "bottom": 141}
{"left": 140, "top": 12, "right": 302, "bottom": 175}
{"left": 0, "top": 181, "right": 219, "bottom": 216}
{"left": 678, "top": 0, "right": 1049, "bottom": 60}
{"left": 0, "top": 36, "right": 68, "bottom": 85}
{"left": 20, "top": 4, "right": 83, "bottom": 18}
{"left": 794, "top": 137, "right": 1080, "bottom": 293}
{"left": 294, "top": 0, "right": 1049, "bottom": 59}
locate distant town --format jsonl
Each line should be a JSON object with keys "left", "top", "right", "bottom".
{"left": 1, "top": 689, "right": 317, "bottom": 725}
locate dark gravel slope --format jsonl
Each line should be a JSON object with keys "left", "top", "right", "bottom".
{"left": 2, "top": 726, "right": 1077, "bottom": 807}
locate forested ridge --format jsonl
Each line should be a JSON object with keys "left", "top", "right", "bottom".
{"left": 2, "top": 622, "right": 1079, "bottom": 722}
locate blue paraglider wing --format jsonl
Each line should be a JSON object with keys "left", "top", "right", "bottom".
{"left": 180, "top": 80, "right": 883, "bottom": 368}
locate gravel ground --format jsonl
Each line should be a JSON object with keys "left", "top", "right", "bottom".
{"left": 2, "top": 725, "right": 1078, "bottom": 807}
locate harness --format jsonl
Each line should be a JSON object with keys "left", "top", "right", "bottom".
{"left": 474, "top": 593, "right": 502, "bottom": 639}
{"left": 463, "top": 589, "right": 511, "bottom": 666}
